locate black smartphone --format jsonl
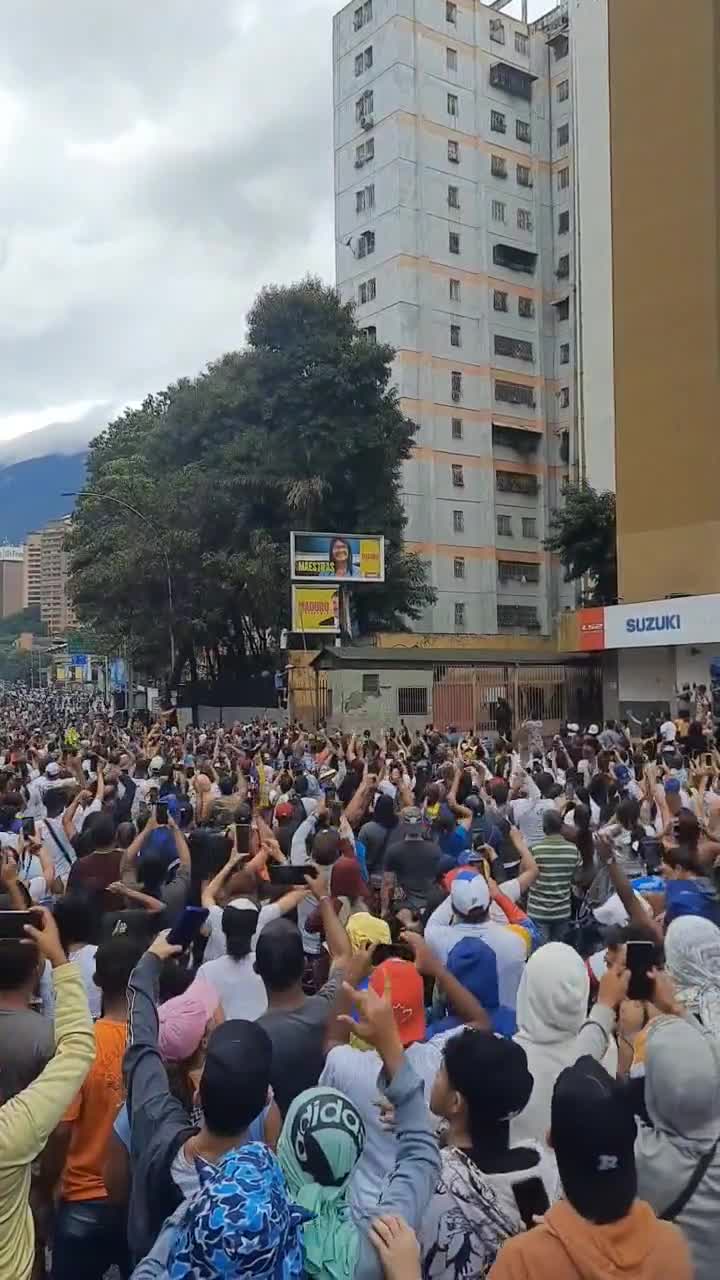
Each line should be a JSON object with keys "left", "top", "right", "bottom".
{"left": 166, "top": 906, "right": 209, "bottom": 949}
{"left": 235, "top": 823, "right": 251, "bottom": 855}
{"left": 513, "top": 1177, "right": 550, "bottom": 1230}
{"left": 155, "top": 801, "right": 169, "bottom": 825}
{"left": 269, "top": 864, "right": 315, "bottom": 886}
{"left": 21, "top": 816, "right": 35, "bottom": 839}
{"left": 626, "top": 940, "right": 656, "bottom": 1002}
{"left": 0, "top": 908, "right": 44, "bottom": 940}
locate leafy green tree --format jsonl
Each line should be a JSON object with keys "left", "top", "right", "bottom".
{"left": 545, "top": 482, "right": 617, "bottom": 605}
{"left": 67, "top": 278, "right": 435, "bottom": 685}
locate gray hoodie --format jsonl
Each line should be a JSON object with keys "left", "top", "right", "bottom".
{"left": 635, "top": 1016, "right": 720, "bottom": 1280}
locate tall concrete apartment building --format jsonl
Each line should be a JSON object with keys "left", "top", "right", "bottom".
{"left": 23, "top": 517, "right": 76, "bottom": 635}
{"left": 0, "top": 547, "right": 24, "bottom": 618}
{"left": 334, "top": 0, "right": 576, "bottom": 639}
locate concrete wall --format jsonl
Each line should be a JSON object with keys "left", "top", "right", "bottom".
{"left": 325, "top": 665, "right": 433, "bottom": 733}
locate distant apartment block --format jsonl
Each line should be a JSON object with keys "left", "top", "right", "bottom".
{"left": 23, "top": 517, "right": 76, "bottom": 635}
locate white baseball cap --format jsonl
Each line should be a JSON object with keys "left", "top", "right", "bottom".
{"left": 450, "top": 875, "right": 490, "bottom": 916}
{"left": 149, "top": 755, "right": 164, "bottom": 772}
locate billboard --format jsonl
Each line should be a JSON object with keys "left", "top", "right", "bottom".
{"left": 290, "top": 532, "right": 385, "bottom": 584}
{"left": 292, "top": 586, "right": 341, "bottom": 634}
{"left": 578, "top": 607, "right": 606, "bottom": 652}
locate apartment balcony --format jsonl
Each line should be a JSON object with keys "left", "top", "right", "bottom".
{"left": 489, "top": 62, "right": 536, "bottom": 102}
{"left": 493, "top": 243, "right": 537, "bottom": 275}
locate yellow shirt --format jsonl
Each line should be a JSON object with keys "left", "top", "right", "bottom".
{"left": 0, "top": 964, "right": 95, "bottom": 1280}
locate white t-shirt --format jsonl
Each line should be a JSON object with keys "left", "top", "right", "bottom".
{"left": 36, "top": 816, "right": 75, "bottom": 883}
{"left": 509, "top": 796, "right": 556, "bottom": 848}
{"left": 320, "top": 1031, "right": 461, "bottom": 1217}
{"left": 425, "top": 898, "right": 527, "bottom": 1010}
{"left": 660, "top": 720, "right": 677, "bottom": 743}
{"left": 198, "top": 953, "right": 268, "bottom": 1021}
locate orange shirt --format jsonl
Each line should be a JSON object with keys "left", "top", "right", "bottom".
{"left": 61, "top": 1019, "right": 127, "bottom": 1202}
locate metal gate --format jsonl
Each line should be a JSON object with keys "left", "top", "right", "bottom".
{"left": 432, "top": 662, "right": 601, "bottom": 735}
{"left": 289, "top": 664, "right": 331, "bottom": 727}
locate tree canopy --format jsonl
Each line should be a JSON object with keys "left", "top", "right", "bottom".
{"left": 545, "top": 482, "right": 617, "bottom": 605}
{"left": 67, "top": 278, "right": 434, "bottom": 685}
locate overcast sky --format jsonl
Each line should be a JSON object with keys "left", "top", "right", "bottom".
{"left": 0, "top": 0, "right": 555, "bottom": 456}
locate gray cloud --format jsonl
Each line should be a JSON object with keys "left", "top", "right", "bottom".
{"left": 0, "top": 0, "right": 338, "bottom": 438}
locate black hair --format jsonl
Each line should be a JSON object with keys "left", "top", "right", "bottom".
{"left": 94, "top": 936, "right": 144, "bottom": 1000}
{"left": 222, "top": 904, "right": 259, "bottom": 961}
{"left": 443, "top": 1028, "right": 533, "bottom": 1151}
{"left": 44, "top": 788, "right": 71, "bottom": 819}
{"left": 312, "top": 829, "right": 341, "bottom": 867}
{"left": 84, "top": 813, "right": 116, "bottom": 849}
{"left": 54, "top": 892, "right": 95, "bottom": 950}
{"left": 490, "top": 780, "right": 509, "bottom": 806}
{"left": 373, "top": 794, "right": 397, "bottom": 830}
{"left": 158, "top": 958, "right": 196, "bottom": 1003}
{"left": 201, "top": 1020, "right": 272, "bottom": 1137}
{"left": 0, "top": 938, "right": 41, "bottom": 991}
{"left": 137, "top": 851, "right": 168, "bottom": 893}
{"left": 328, "top": 536, "right": 353, "bottom": 576}
{"left": 570, "top": 803, "right": 594, "bottom": 870}
{"left": 536, "top": 772, "right": 555, "bottom": 798}
{"left": 254, "top": 919, "right": 304, "bottom": 992}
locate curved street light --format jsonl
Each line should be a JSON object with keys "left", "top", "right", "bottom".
{"left": 62, "top": 490, "right": 176, "bottom": 675}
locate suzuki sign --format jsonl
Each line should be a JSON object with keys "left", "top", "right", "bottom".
{"left": 602, "top": 593, "right": 720, "bottom": 650}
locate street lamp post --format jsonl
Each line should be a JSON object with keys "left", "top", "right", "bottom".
{"left": 62, "top": 490, "right": 176, "bottom": 676}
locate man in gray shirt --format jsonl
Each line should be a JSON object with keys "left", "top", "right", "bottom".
{"left": 0, "top": 937, "right": 53, "bottom": 1103}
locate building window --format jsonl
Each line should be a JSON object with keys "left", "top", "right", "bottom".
{"left": 557, "top": 122, "right": 569, "bottom": 146}
{"left": 522, "top": 517, "right": 537, "bottom": 538}
{"left": 449, "top": 230, "right": 460, "bottom": 254}
{"left": 450, "top": 323, "right": 461, "bottom": 348}
{"left": 557, "top": 253, "right": 570, "bottom": 278}
{"left": 446, "top": 2, "right": 457, "bottom": 24}
{"left": 446, "top": 46, "right": 457, "bottom": 71}
{"left": 448, "top": 139, "right": 460, "bottom": 163}
{"left": 560, "top": 429, "right": 570, "bottom": 463}
{"left": 453, "top": 509, "right": 465, "bottom": 533}
{"left": 491, "top": 109, "right": 506, "bottom": 134}
{"left": 489, "top": 17, "right": 505, "bottom": 43}
{"left": 497, "top": 513, "right": 512, "bottom": 536}
{"left": 491, "top": 154, "right": 507, "bottom": 179}
{"left": 518, "top": 295, "right": 534, "bottom": 318}
{"left": 558, "top": 166, "right": 570, "bottom": 190}
{"left": 361, "top": 325, "right": 377, "bottom": 342}
{"left": 559, "top": 386, "right": 570, "bottom": 408}
{"left": 448, "top": 184, "right": 460, "bottom": 209}
{"left": 451, "top": 370, "right": 463, "bottom": 400}
{"left": 553, "top": 33, "right": 569, "bottom": 59}
{"left": 353, "top": 0, "right": 372, "bottom": 31}
{"left": 491, "top": 199, "right": 506, "bottom": 223}
{"left": 355, "top": 53, "right": 363, "bottom": 77}
{"left": 355, "top": 90, "right": 374, "bottom": 122}
{"left": 498, "top": 604, "right": 540, "bottom": 630}
{"left": 492, "top": 244, "right": 535, "bottom": 280}
{"left": 560, "top": 342, "right": 570, "bottom": 364}
{"left": 451, "top": 416, "right": 463, "bottom": 439}
{"left": 362, "top": 673, "right": 380, "bottom": 695}
{"left": 498, "top": 560, "right": 540, "bottom": 583}
{"left": 558, "top": 210, "right": 570, "bottom": 234}
{"left": 454, "top": 601, "right": 466, "bottom": 628}
{"left": 447, "top": 92, "right": 459, "bottom": 117}
{"left": 490, "top": 62, "right": 533, "bottom": 100}
{"left": 556, "top": 296, "right": 569, "bottom": 320}
{"left": 516, "top": 119, "right": 531, "bottom": 144}
{"left": 355, "top": 138, "right": 375, "bottom": 166}
{"left": 398, "top": 686, "right": 429, "bottom": 717}
{"left": 356, "top": 183, "right": 375, "bottom": 213}
{"left": 514, "top": 31, "right": 529, "bottom": 55}
{"left": 558, "top": 79, "right": 569, "bottom": 102}
{"left": 454, "top": 556, "right": 465, "bottom": 579}
{"left": 495, "top": 380, "right": 536, "bottom": 407}
{"left": 495, "top": 335, "right": 533, "bottom": 362}
{"left": 355, "top": 47, "right": 373, "bottom": 75}
{"left": 357, "top": 230, "right": 375, "bottom": 257}
{"left": 516, "top": 163, "right": 533, "bottom": 188}
{"left": 449, "top": 277, "right": 461, "bottom": 302}
{"left": 493, "top": 289, "right": 509, "bottom": 312}
{"left": 517, "top": 208, "right": 533, "bottom": 232}
{"left": 358, "top": 277, "right": 376, "bottom": 304}
{"left": 496, "top": 469, "right": 539, "bottom": 495}
{"left": 452, "top": 463, "right": 465, "bottom": 487}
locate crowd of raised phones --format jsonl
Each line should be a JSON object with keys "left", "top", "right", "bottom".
{"left": 0, "top": 688, "right": 718, "bottom": 1279}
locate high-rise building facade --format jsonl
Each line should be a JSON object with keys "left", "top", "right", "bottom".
{"left": 0, "top": 547, "right": 24, "bottom": 618}
{"left": 334, "top": 0, "right": 576, "bottom": 638}
{"left": 23, "top": 518, "right": 76, "bottom": 635}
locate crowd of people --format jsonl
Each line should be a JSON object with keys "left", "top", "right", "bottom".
{"left": 0, "top": 686, "right": 719, "bottom": 1278}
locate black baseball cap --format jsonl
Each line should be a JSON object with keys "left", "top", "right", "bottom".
{"left": 551, "top": 1056, "right": 637, "bottom": 1224}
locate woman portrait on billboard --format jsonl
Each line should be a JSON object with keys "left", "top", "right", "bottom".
{"left": 328, "top": 536, "right": 354, "bottom": 577}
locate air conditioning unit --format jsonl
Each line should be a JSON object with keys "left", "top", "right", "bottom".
{"left": 360, "top": 114, "right": 374, "bottom": 131}
{"left": 354, "top": 158, "right": 364, "bottom": 168}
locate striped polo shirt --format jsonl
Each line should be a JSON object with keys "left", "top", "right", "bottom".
{"left": 527, "top": 835, "right": 580, "bottom": 922}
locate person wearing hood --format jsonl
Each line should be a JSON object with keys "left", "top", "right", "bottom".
{"left": 635, "top": 1015, "right": 720, "bottom": 1279}
{"left": 489, "top": 1055, "right": 692, "bottom": 1280}
{"left": 664, "top": 913, "right": 720, "bottom": 1036}
{"left": 511, "top": 943, "right": 625, "bottom": 1148}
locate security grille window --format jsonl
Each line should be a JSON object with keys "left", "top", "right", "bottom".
{"left": 491, "top": 110, "right": 506, "bottom": 134}
{"left": 454, "top": 602, "right": 466, "bottom": 628}
{"left": 362, "top": 673, "right": 380, "bottom": 695}
{"left": 495, "top": 335, "right": 533, "bottom": 361}
{"left": 518, "top": 296, "right": 534, "bottom": 318}
{"left": 497, "top": 514, "right": 512, "bottom": 536}
{"left": 496, "top": 470, "right": 539, "bottom": 495}
{"left": 493, "top": 290, "right": 509, "bottom": 312}
{"left": 453, "top": 509, "right": 465, "bottom": 533}
{"left": 495, "top": 380, "right": 535, "bottom": 407}
{"left": 498, "top": 604, "right": 540, "bottom": 629}
{"left": 498, "top": 561, "right": 540, "bottom": 583}
{"left": 398, "top": 687, "right": 428, "bottom": 716}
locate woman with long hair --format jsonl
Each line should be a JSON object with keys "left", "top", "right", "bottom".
{"left": 328, "top": 537, "right": 354, "bottom": 578}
